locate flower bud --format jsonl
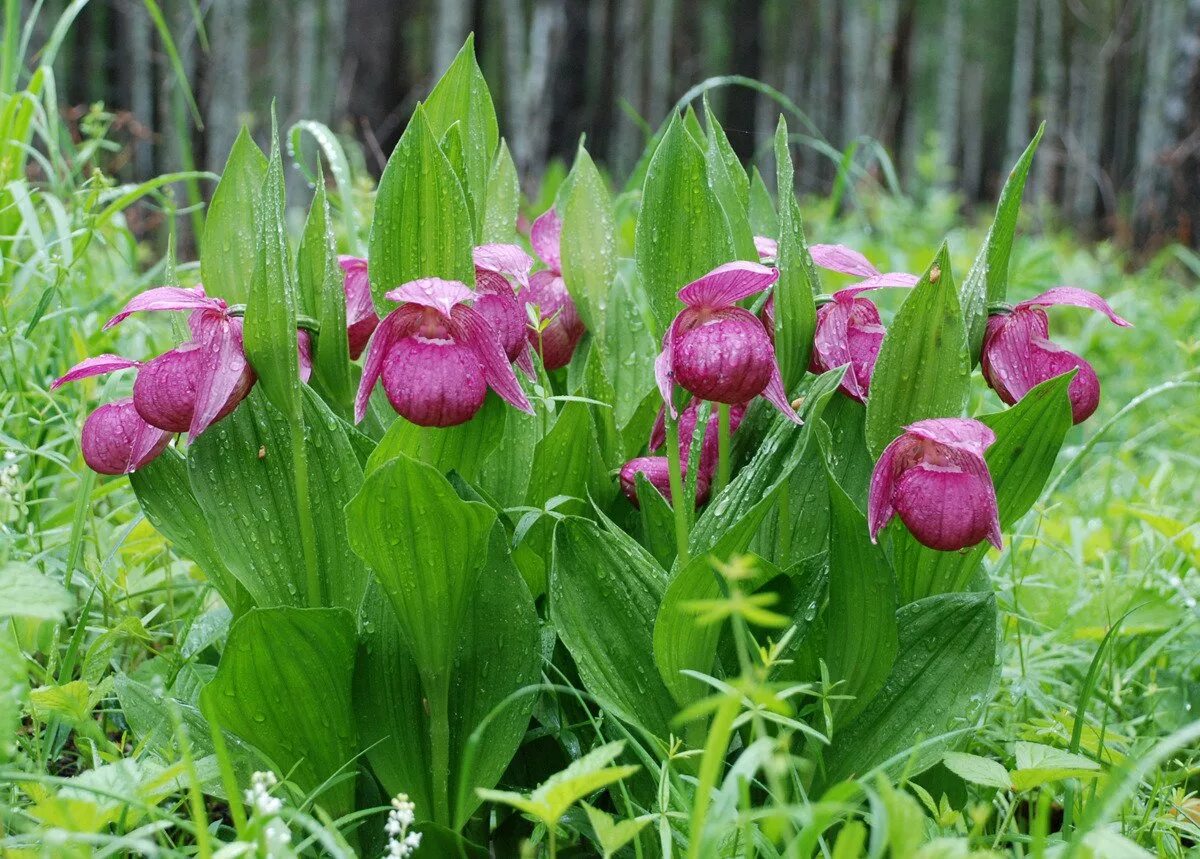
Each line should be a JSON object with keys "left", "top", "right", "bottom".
{"left": 619, "top": 456, "right": 711, "bottom": 507}
{"left": 339, "top": 256, "right": 379, "bottom": 360}
{"left": 981, "top": 287, "right": 1130, "bottom": 424}
{"left": 80, "top": 399, "right": 172, "bottom": 475}
{"left": 868, "top": 418, "right": 1002, "bottom": 552}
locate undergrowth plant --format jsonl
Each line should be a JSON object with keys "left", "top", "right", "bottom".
{"left": 5, "top": 13, "right": 1198, "bottom": 859}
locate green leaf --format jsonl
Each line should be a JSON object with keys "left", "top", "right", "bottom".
{"left": 960, "top": 124, "right": 1044, "bottom": 357}
{"left": 773, "top": 117, "right": 819, "bottom": 390}
{"left": 369, "top": 104, "right": 474, "bottom": 311}
{"left": 201, "top": 606, "right": 357, "bottom": 817}
{"left": 297, "top": 173, "right": 354, "bottom": 414}
{"left": 602, "top": 261, "right": 658, "bottom": 432}
{"left": 822, "top": 592, "right": 999, "bottom": 786}
{"left": 583, "top": 803, "right": 651, "bottom": 859}
{"left": 560, "top": 144, "right": 616, "bottom": 337}
{"left": 187, "top": 388, "right": 368, "bottom": 612}
{"left": 748, "top": 167, "right": 778, "bottom": 238}
{"left": 356, "top": 525, "right": 540, "bottom": 828}
{"left": 865, "top": 243, "right": 969, "bottom": 458}
{"left": 481, "top": 140, "right": 519, "bottom": 243}
{"left": 477, "top": 400, "right": 542, "bottom": 507}
{"left": 635, "top": 114, "right": 734, "bottom": 335}
{"left": 1010, "top": 742, "right": 1100, "bottom": 792}
{"left": 423, "top": 34, "right": 499, "bottom": 239}
{"left": 550, "top": 516, "right": 677, "bottom": 739}
{"left": 244, "top": 128, "right": 301, "bottom": 423}
{"left": 702, "top": 97, "right": 756, "bottom": 261}
{"left": 890, "top": 372, "right": 1076, "bottom": 602}
{"left": 0, "top": 634, "right": 25, "bottom": 762}
{"left": 636, "top": 472, "right": 678, "bottom": 569}
{"left": 367, "top": 392, "right": 507, "bottom": 481}
{"left": 131, "top": 448, "right": 249, "bottom": 613}
{"left": 942, "top": 752, "right": 1012, "bottom": 790}
{"left": 201, "top": 127, "right": 267, "bottom": 304}
{"left": 0, "top": 562, "right": 72, "bottom": 621}
{"left": 476, "top": 741, "right": 638, "bottom": 829}
{"left": 525, "top": 401, "right": 614, "bottom": 513}
{"left": 824, "top": 467, "right": 897, "bottom": 722}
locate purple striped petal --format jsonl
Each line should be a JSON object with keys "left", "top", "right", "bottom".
{"left": 187, "top": 318, "right": 253, "bottom": 442}
{"left": 450, "top": 304, "right": 534, "bottom": 413}
{"left": 53, "top": 354, "right": 140, "bottom": 389}
{"left": 1015, "top": 286, "right": 1131, "bottom": 327}
{"left": 677, "top": 261, "right": 779, "bottom": 308}
{"left": 80, "top": 399, "right": 172, "bottom": 475}
{"left": 531, "top": 208, "right": 562, "bottom": 273}
{"left": 619, "top": 455, "right": 711, "bottom": 507}
{"left": 354, "top": 306, "right": 423, "bottom": 423}
{"left": 810, "top": 244, "right": 881, "bottom": 279}
{"left": 385, "top": 278, "right": 476, "bottom": 318}
{"left": 474, "top": 243, "right": 534, "bottom": 288}
{"left": 339, "top": 255, "right": 380, "bottom": 359}
{"left": 762, "top": 359, "right": 803, "bottom": 423}
{"left": 104, "top": 286, "right": 224, "bottom": 330}
{"left": 754, "top": 236, "right": 778, "bottom": 261}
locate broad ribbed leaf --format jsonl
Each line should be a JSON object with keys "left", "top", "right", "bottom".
{"left": 703, "top": 98, "right": 756, "bottom": 261}
{"left": 960, "top": 124, "right": 1045, "bottom": 357}
{"left": 369, "top": 105, "right": 474, "bottom": 310}
{"left": 773, "top": 117, "right": 819, "bottom": 390}
{"left": 635, "top": 115, "right": 734, "bottom": 335}
{"left": 355, "top": 525, "right": 540, "bottom": 827}
{"left": 201, "top": 127, "right": 266, "bottom": 304}
{"left": 550, "top": 516, "right": 676, "bottom": 739}
{"left": 423, "top": 34, "right": 499, "bottom": 239}
{"left": 130, "top": 449, "right": 249, "bottom": 612}
{"left": 187, "top": 388, "right": 367, "bottom": 612}
{"left": 822, "top": 592, "right": 999, "bottom": 785}
{"left": 477, "top": 401, "right": 542, "bottom": 507}
{"left": 748, "top": 167, "right": 778, "bottom": 237}
{"left": 865, "top": 243, "right": 969, "bottom": 458}
{"left": 891, "top": 371, "right": 1075, "bottom": 602}
{"left": 244, "top": 132, "right": 301, "bottom": 422}
{"left": 367, "top": 392, "right": 507, "bottom": 481}
{"left": 202, "top": 607, "right": 357, "bottom": 816}
{"left": 297, "top": 173, "right": 353, "bottom": 413}
{"left": 824, "top": 468, "right": 897, "bottom": 722}
{"left": 561, "top": 144, "right": 616, "bottom": 337}
{"left": 603, "top": 261, "right": 658, "bottom": 432}
{"left": 526, "top": 401, "right": 613, "bottom": 512}
{"left": 481, "top": 140, "right": 519, "bottom": 243}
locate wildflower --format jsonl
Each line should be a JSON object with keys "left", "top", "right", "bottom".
{"left": 383, "top": 793, "right": 422, "bottom": 857}
{"left": 355, "top": 278, "right": 533, "bottom": 427}
{"left": 473, "top": 243, "right": 536, "bottom": 373}
{"left": 524, "top": 208, "right": 585, "bottom": 370}
{"left": 244, "top": 771, "right": 292, "bottom": 855}
{"left": 339, "top": 256, "right": 379, "bottom": 359}
{"left": 620, "top": 456, "right": 711, "bottom": 507}
{"left": 868, "top": 418, "right": 1002, "bottom": 552}
{"left": 981, "top": 287, "right": 1131, "bottom": 424}
{"left": 655, "top": 262, "right": 798, "bottom": 421}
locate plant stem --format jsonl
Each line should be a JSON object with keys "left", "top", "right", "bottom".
{"left": 290, "top": 422, "right": 323, "bottom": 608}
{"left": 686, "top": 696, "right": 739, "bottom": 859}
{"left": 663, "top": 413, "right": 690, "bottom": 564}
{"left": 714, "top": 402, "right": 731, "bottom": 498}
{"left": 429, "top": 674, "right": 452, "bottom": 827}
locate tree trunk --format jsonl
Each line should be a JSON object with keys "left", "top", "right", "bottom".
{"left": 206, "top": 0, "right": 250, "bottom": 169}
{"left": 1005, "top": 0, "right": 1036, "bottom": 167}
{"left": 612, "top": 0, "right": 646, "bottom": 177}
{"left": 1035, "top": 0, "right": 1065, "bottom": 203}
{"left": 646, "top": 0, "right": 675, "bottom": 126}
{"left": 960, "top": 60, "right": 985, "bottom": 199}
{"left": 121, "top": 0, "right": 153, "bottom": 178}
{"left": 434, "top": 0, "right": 472, "bottom": 75}
{"left": 936, "top": 0, "right": 964, "bottom": 182}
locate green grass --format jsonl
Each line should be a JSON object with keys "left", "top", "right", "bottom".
{"left": 3, "top": 14, "right": 1200, "bottom": 859}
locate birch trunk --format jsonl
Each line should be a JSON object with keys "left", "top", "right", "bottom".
{"left": 612, "top": 0, "right": 646, "bottom": 177}
{"left": 1035, "top": 0, "right": 1065, "bottom": 203}
{"left": 434, "top": 0, "right": 472, "bottom": 75}
{"left": 936, "top": 0, "right": 964, "bottom": 181}
{"left": 1005, "top": 0, "right": 1036, "bottom": 167}
{"left": 206, "top": 0, "right": 250, "bottom": 169}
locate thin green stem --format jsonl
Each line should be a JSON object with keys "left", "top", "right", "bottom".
{"left": 664, "top": 413, "right": 691, "bottom": 564}
{"left": 714, "top": 403, "right": 731, "bottom": 498}
{"left": 290, "top": 422, "right": 323, "bottom": 608}
{"left": 686, "top": 696, "right": 739, "bottom": 859}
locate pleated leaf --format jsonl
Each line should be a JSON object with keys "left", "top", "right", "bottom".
{"left": 201, "top": 127, "right": 266, "bottom": 304}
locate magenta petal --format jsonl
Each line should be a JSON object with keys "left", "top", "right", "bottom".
{"left": 530, "top": 208, "right": 562, "bottom": 273}
{"left": 762, "top": 359, "right": 802, "bottom": 424}
{"left": 298, "top": 330, "right": 313, "bottom": 384}
{"left": 474, "top": 243, "right": 534, "bottom": 288}
{"left": 451, "top": 305, "right": 533, "bottom": 414}
{"left": 837, "top": 272, "right": 919, "bottom": 295}
{"left": 53, "top": 354, "right": 140, "bottom": 389}
{"left": 654, "top": 335, "right": 677, "bottom": 419}
{"left": 809, "top": 244, "right": 881, "bottom": 279}
{"left": 753, "top": 236, "right": 778, "bottom": 261}
{"left": 904, "top": 417, "right": 996, "bottom": 458}
{"left": 1016, "top": 286, "right": 1132, "bottom": 327}
{"left": 339, "top": 256, "right": 380, "bottom": 359}
{"left": 80, "top": 399, "right": 172, "bottom": 475}
{"left": 188, "top": 318, "right": 252, "bottom": 442}
{"left": 522, "top": 270, "right": 585, "bottom": 370}
{"left": 867, "top": 440, "right": 902, "bottom": 541}
{"left": 381, "top": 336, "right": 487, "bottom": 427}
{"left": 354, "top": 307, "right": 421, "bottom": 423}
{"left": 677, "top": 261, "right": 780, "bottom": 308}
{"left": 619, "top": 455, "right": 710, "bottom": 507}
{"left": 516, "top": 344, "right": 536, "bottom": 377}
{"left": 386, "top": 278, "right": 476, "bottom": 318}
{"left": 894, "top": 464, "right": 1002, "bottom": 551}
{"left": 811, "top": 299, "right": 879, "bottom": 401}
{"left": 104, "top": 286, "right": 223, "bottom": 330}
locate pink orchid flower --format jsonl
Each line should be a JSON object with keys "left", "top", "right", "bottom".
{"left": 981, "top": 287, "right": 1131, "bottom": 424}
{"left": 868, "top": 418, "right": 1003, "bottom": 552}
{"left": 525, "top": 208, "right": 586, "bottom": 370}
{"left": 473, "top": 243, "right": 536, "bottom": 375}
{"left": 338, "top": 256, "right": 380, "bottom": 360}
{"left": 355, "top": 278, "right": 534, "bottom": 427}
{"left": 619, "top": 456, "right": 712, "bottom": 508}
{"left": 656, "top": 261, "right": 799, "bottom": 422}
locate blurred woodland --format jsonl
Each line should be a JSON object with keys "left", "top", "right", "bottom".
{"left": 15, "top": 0, "right": 1200, "bottom": 251}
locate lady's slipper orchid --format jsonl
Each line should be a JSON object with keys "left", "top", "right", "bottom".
{"left": 525, "top": 208, "right": 585, "bottom": 370}
{"left": 338, "top": 256, "right": 379, "bottom": 360}
{"left": 79, "top": 399, "right": 173, "bottom": 475}
{"left": 981, "top": 287, "right": 1131, "bottom": 424}
{"left": 355, "top": 277, "right": 533, "bottom": 427}
{"left": 868, "top": 418, "right": 1002, "bottom": 552}
{"left": 620, "top": 456, "right": 711, "bottom": 507}
{"left": 473, "top": 243, "right": 536, "bottom": 374}
{"left": 648, "top": 398, "right": 747, "bottom": 475}
{"left": 656, "top": 261, "right": 799, "bottom": 421}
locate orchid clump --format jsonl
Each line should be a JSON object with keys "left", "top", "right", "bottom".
{"left": 355, "top": 277, "right": 533, "bottom": 427}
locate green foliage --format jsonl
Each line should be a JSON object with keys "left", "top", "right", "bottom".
{"left": 201, "top": 128, "right": 266, "bottom": 304}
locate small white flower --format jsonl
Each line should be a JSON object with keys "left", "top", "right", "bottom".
{"left": 382, "top": 793, "right": 421, "bottom": 857}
